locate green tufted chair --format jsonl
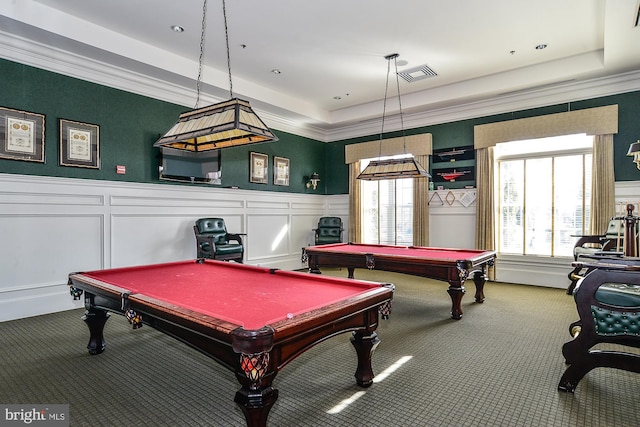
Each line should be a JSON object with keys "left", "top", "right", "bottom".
{"left": 194, "top": 218, "right": 245, "bottom": 263}
{"left": 558, "top": 257, "right": 640, "bottom": 393}
{"left": 314, "top": 217, "right": 343, "bottom": 245}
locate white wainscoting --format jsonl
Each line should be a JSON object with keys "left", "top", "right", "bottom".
{"left": 1, "top": 173, "right": 638, "bottom": 321}
{"left": 0, "top": 174, "right": 348, "bottom": 321}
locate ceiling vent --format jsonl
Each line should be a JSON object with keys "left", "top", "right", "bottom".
{"left": 397, "top": 64, "right": 438, "bottom": 83}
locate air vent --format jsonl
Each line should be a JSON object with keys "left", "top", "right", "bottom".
{"left": 397, "top": 64, "right": 438, "bottom": 83}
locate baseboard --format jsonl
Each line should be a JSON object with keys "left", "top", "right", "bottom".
{"left": 0, "top": 283, "right": 83, "bottom": 322}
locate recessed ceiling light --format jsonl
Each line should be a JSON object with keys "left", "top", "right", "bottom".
{"left": 271, "top": 69, "right": 282, "bottom": 74}
{"left": 333, "top": 96, "right": 342, "bottom": 100}
{"left": 535, "top": 44, "right": 548, "bottom": 50}
{"left": 171, "top": 25, "right": 184, "bottom": 33}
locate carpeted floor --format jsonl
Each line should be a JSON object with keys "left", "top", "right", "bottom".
{"left": 1, "top": 268, "right": 639, "bottom": 426}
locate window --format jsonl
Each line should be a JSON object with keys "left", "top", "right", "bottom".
{"left": 361, "top": 158, "right": 413, "bottom": 245}
{"left": 496, "top": 134, "right": 592, "bottom": 257}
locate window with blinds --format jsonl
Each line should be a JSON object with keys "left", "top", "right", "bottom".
{"left": 361, "top": 158, "right": 413, "bottom": 245}
{"left": 496, "top": 134, "right": 592, "bottom": 257}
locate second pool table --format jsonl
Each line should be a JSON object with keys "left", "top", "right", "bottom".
{"left": 303, "top": 242, "right": 495, "bottom": 320}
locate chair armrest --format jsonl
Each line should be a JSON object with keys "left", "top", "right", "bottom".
{"left": 226, "top": 233, "right": 245, "bottom": 245}
{"left": 571, "top": 234, "right": 606, "bottom": 247}
{"left": 196, "top": 233, "right": 217, "bottom": 248}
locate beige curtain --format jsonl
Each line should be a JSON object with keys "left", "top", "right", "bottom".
{"left": 348, "top": 161, "right": 362, "bottom": 243}
{"left": 590, "top": 134, "right": 616, "bottom": 234}
{"left": 475, "top": 147, "right": 495, "bottom": 250}
{"left": 413, "top": 155, "right": 430, "bottom": 246}
{"left": 475, "top": 147, "right": 495, "bottom": 279}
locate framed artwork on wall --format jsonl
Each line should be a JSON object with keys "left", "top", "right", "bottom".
{"left": 0, "top": 106, "right": 45, "bottom": 163}
{"left": 59, "top": 119, "right": 100, "bottom": 169}
{"left": 273, "top": 156, "right": 289, "bottom": 186}
{"left": 250, "top": 152, "right": 268, "bottom": 184}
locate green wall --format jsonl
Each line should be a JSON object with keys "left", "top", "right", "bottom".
{"left": 1, "top": 58, "right": 639, "bottom": 196}
{"left": 0, "top": 58, "right": 326, "bottom": 194}
{"left": 327, "top": 91, "right": 640, "bottom": 194}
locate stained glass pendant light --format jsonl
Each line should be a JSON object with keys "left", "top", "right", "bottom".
{"left": 357, "top": 54, "right": 430, "bottom": 180}
{"left": 154, "top": 0, "right": 277, "bottom": 152}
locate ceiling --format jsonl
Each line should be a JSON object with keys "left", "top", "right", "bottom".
{"left": 2, "top": 0, "right": 640, "bottom": 141}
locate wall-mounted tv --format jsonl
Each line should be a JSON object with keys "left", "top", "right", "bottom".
{"left": 159, "top": 147, "right": 221, "bottom": 184}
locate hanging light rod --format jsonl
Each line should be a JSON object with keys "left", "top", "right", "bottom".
{"left": 357, "top": 53, "right": 430, "bottom": 181}
{"left": 154, "top": 0, "right": 277, "bottom": 153}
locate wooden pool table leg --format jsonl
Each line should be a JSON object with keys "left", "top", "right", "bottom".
{"left": 82, "top": 308, "right": 110, "bottom": 355}
{"left": 234, "top": 384, "right": 278, "bottom": 427}
{"left": 446, "top": 285, "right": 465, "bottom": 320}
{"left": 350, "top": 331, "right": 380, "bottom": 387}
{"left": 232, "top": 328, "right": 278, "bottom": 427}
{"left": 473, "top": 270, "right": 486, "bottom": 303}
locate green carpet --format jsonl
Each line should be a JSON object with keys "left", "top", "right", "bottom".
{"left": 1, "top": 268, "right": 639, "bottom": 426}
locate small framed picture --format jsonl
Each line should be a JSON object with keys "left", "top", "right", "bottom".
{"left": 59, "top": 119, "right": 100, "bottom": 169}
{"left": 0, "top": 106, "right": 45, "bottom": 163}
{"left": 250, "top": 152, "right": 268, "bottom": 184}
{"left": 273, "top": 156, "right": 290, "bottom": 186}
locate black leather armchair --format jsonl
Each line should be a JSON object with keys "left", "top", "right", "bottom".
{"left": 558, "top": 257, "right": 640, "bottom": 393}
{"left": 314, "top": 217, "right": 343, "bottom": 245}
{"left": 194, "top": 218, "right": 244, "bottom": 263}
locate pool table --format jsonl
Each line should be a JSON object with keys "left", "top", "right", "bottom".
{"left": 303, "top": 242, "right": 496, "bottom": 320}
{"left": 67, "top": 259, "right": 393, "bottom": 427}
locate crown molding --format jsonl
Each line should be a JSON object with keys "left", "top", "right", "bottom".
{"left": 325, "top": 70, "right": 640, "bottom": 142}
{"left": 2, "top": 29, "right": 640, "bottom": 144}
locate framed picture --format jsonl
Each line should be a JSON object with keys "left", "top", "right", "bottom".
{"left": 0, "top": 106, "right": 45, "bottom": 163}
{"left": 273, "top": 156, "right": 290, "bottom": 186}
{"left": 250, "top": 152, "right": 268, "bottom": 184}
{"left": 59, "top": 119, "right": 100, "bottom": 169}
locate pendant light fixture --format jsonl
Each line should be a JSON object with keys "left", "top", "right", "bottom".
{"left": 357, "top": 54, "right": 430, "bottom": 180}
{"left": 154, "top": 0, "right": 278, "bottom": 152}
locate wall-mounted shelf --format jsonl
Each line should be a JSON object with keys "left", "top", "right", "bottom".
{"left": 431, "top": 145, "right": 475, "bottom": 189}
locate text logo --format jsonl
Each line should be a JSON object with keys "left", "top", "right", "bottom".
{"left": 0, "top": 405, "right": 68, "bottom": 427}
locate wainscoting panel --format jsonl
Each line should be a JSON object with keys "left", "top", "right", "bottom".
{"left": 247, "top": 214, "right": 291, "bottom": 260}
{"left": 1, "top": 214, "right": 104, "bottom": 286}
{"left": 110, "top": 214, "right": 198, "bottom": 267}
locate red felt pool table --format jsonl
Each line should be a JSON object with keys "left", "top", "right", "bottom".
{"left": 303, "top": 243, "right": 496, "bottom": 320}
{"left": 67, "top": 259, "right": 393, "bottom": 427}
